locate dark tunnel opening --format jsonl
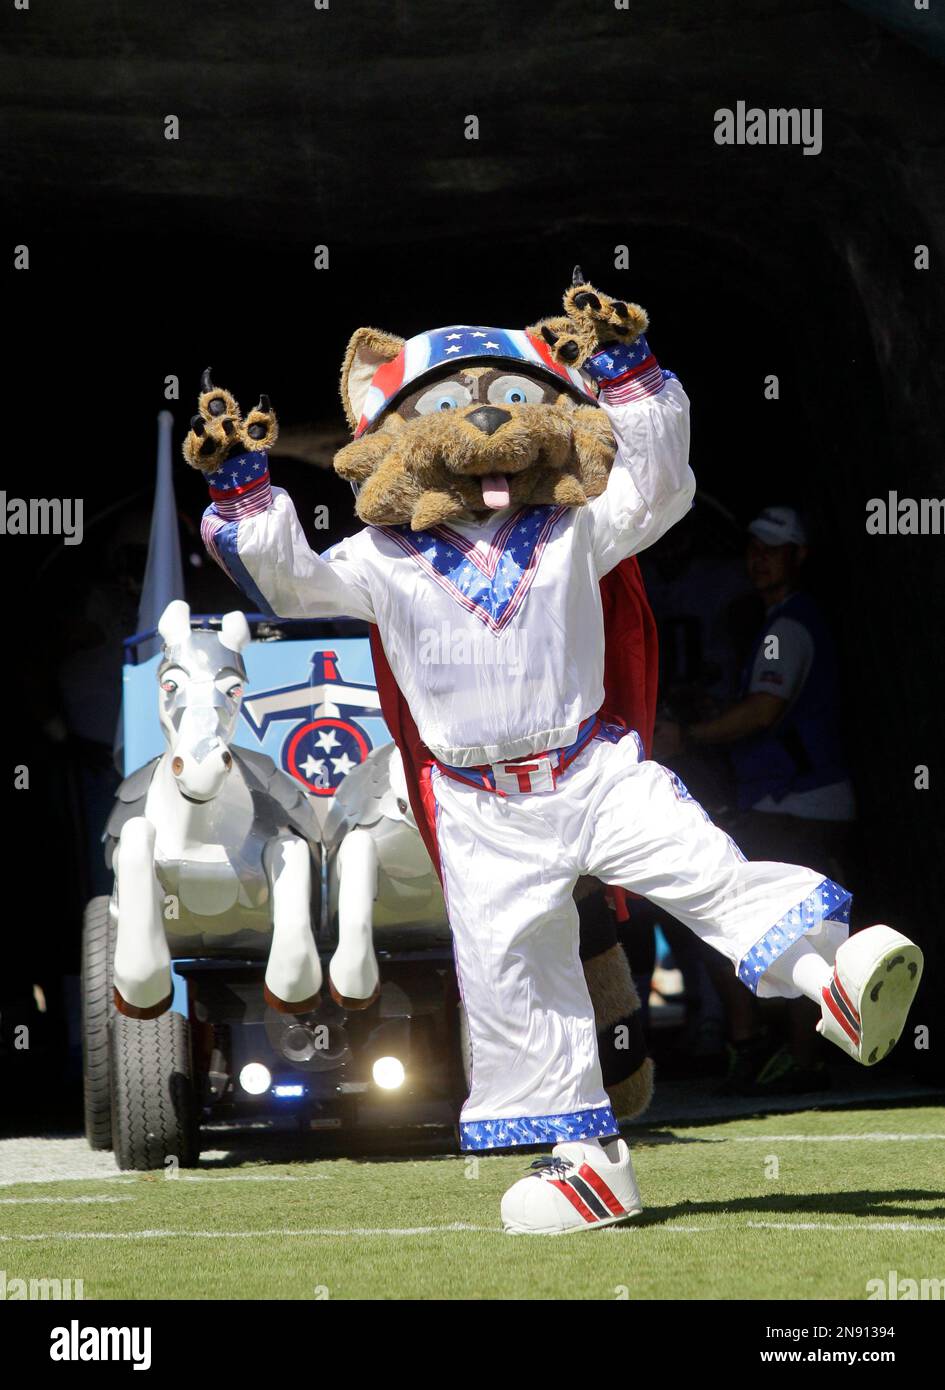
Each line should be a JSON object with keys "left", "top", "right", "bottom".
{"left": 6, "top": 212, "right": 942, "bottom": 1047}
{"left": 4, "top": 1, "right": 944, "bottom": 1113}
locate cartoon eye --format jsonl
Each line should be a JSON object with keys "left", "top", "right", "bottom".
{"left": 396, "top": 798, "right": 409, "bottom": 815}
{"left": 414, "top": 381, "right": 473, "bottom": 416}
{"left": 159, "top": 666, "right": 186, "bottom": 694}
{"left": 487, "top": 375, "right": 546, "bottom": 407}
{"left": 215, "top": 674, "right": 243, "bottom": 699}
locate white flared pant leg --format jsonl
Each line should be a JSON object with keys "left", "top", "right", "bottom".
{"left": 431, "top": 768, "right": 616, "bottom": 1151}
{"left": 581, "top": 737, "right": 851, "bottom": 999}
{"left": 431, "top": 732, "right": 852, "bottom": 1153}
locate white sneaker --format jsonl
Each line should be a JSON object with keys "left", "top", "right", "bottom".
{"left": 501, "top": 1138, "right": 643, "bottom": 1235}
{"left": 817, "top": 925, "right": 923, "bottom": 1066}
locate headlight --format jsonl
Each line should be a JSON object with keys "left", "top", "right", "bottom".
{"left": 239, "top": 1062, "right": 272, "bottom": 1095}
{"left": 372, "top": 1056, "right": 405, "bottom": 1090}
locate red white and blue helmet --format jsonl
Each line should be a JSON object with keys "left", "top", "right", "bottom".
{"left": 354, "top": 325, "right": 598, "bottom": 437}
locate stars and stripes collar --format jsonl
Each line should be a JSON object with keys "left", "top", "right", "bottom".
{"left": 380, "top": 505, "right": 567, "bottom": 632}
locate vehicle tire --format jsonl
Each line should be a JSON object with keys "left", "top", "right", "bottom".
{"left": 81, "top": 896, "right": 116, "bottom": 1150}
{"left": 110, "top": 1010, "right": 200, "bottom": 1171}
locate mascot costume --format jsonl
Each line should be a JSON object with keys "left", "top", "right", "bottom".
{"left": 186, "top": 271, "right": 923, "bottom": 1235}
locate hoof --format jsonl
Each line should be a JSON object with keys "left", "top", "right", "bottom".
{"left": 328, "top": 972, "right": 380, "bottom": 1011}
{"left": 263, "top": 983, "right": 322, "bottom": 1015}
{"left": 113, "top": 987, "right": 173, "bottom": 1020}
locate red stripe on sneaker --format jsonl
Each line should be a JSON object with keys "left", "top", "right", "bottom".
{"left": 822, "top": 983, "right": 860, "bottom": 1045}
{"left": 578, "top": 1163, "right": 626, "bottom": 1217}
{"left": 829, "top": 977, "right": 861, "bottom": 1037}
{"left": 549, "top": 1179, "right": 597, "bottom": 1224}
{"left": 832, "top": 972, "right": 861, "bottom": 1023}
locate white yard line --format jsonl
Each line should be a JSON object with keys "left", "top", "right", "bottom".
{"left": 748, "top": 1221, "right": 945, "bottom": 1232}
{"left": 0, "top": 1176, "right": 137, "bottom": 1189}
{"left": 175, "top": 1174, "right": 330, "bottom": 1182}
{"left": 3, "top": 1223, "right": 939, "bottom": 1245}
{"left": 3, "top": 1217, "right": 941, "bottom": 1241}
{"left": 0, "top": 1195, "right": 134, "bottom": 1206}
{"left": 0, "top": 1223, "right": 489, "bottom": 1241}
{"left": 0, "top": 1172, "right": 332, "bottom": 1189}
{"left": 732, "top": 1134, "right": 945, "bottom": 1143}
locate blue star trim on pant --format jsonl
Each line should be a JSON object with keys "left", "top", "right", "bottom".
{"left": 459, "top": 1103, "right": 619, "bottom": 1151}
{"left": 737, "top": 877, "right": 852, "bottom": 993}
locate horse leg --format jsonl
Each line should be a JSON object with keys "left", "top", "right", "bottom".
{"left": 262, "top": 834, "right": 322, "bottom": 1012}
{"left": 328, "top": 827, "right": 381, "bottom": 1009}
{"left": 113, "top": 817, "right": 173, "bottom": 1018}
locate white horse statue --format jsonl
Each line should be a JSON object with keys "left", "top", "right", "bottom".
{"left": 106, "top": 600, "right": 324, "bottom": 1017}
{"left": 322, "top": 741, "right": 448, "bottom": 1007}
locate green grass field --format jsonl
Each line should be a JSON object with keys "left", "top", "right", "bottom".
{"left": 2, "top": 1105, "right": 943, "bottom": 1300}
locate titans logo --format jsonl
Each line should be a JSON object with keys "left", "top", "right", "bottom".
{"left": 240, "top": 650, "right": 381, "bottom": 796}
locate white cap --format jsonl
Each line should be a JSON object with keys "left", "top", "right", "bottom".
{"left": 748, "top": 505, "right": 807, "bottom": 547}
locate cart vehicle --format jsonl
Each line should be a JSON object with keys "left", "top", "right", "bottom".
{"left": 81, "top": 611, "right": 465, "bottom": 1170}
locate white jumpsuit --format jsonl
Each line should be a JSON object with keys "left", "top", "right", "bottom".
{"left": 201, "top": 369, "right": 851, "bottom": 1150}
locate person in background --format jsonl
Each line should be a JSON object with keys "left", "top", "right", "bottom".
{"left": 655, "top": 506, "right": 857, "bottom": 1093}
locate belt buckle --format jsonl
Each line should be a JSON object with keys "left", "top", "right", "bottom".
{"left": 491, "top": 754, "right": 556, "bottom": 795}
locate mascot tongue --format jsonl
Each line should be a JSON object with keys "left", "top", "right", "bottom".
{"left": 480, "top": 473, "right": 510, "bottom": 508}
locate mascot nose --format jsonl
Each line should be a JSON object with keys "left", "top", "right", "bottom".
{"left": 465, "top": 406, "right": 511, "bottom": 436}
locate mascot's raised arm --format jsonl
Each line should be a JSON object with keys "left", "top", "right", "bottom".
{"left": 184, "top": 270, "right": 923, "bottom": 1236}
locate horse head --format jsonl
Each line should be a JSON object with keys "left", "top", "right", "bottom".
{"left": 156, "top": 600, "right": 251, "bottom": 803}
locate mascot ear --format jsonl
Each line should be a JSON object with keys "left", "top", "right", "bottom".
{"left": 340, "top": 326, "right": 405, "bottom": 432}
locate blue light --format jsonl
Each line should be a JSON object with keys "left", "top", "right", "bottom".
{"left": 273, "top": 1084, "right": 305, "bottom": 1099}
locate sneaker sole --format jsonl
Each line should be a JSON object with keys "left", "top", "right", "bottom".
{"left": 855, "top": 936, "right": 924, "bottom": 1066}
{"left": 503, "top": 1207, "right": 643, "bottom": 1236}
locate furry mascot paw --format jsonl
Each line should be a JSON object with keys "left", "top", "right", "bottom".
{"left": 182, "top": 369, "right": 279, "bottom": 473}
{"left": 531, "top": 265, "right": 649, "bottom": 371}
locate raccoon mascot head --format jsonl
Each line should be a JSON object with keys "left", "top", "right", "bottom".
{"left": 330, "top": 271, "right": 648, "bottom": 533}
